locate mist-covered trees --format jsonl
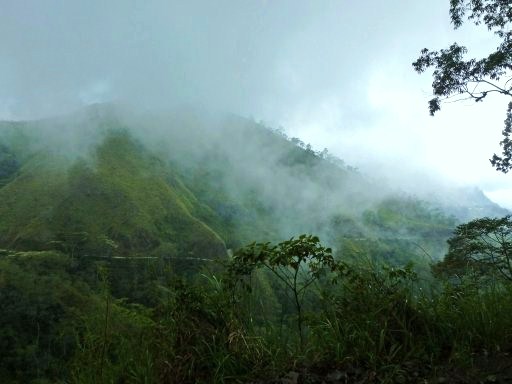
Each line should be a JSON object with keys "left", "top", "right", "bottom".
{"left": 413, "top": 0, "right": 512, "bottom": 171}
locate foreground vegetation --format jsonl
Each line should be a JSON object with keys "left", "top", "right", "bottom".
{"left": 2, "top": 230, "right": 512, "bottom": 384}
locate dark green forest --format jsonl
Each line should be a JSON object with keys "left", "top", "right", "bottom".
{"left": 1, "top": 106, "right": 512, "bottom": 383}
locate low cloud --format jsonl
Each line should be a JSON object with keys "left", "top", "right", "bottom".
{"left": 0, "top": 0, "right": 510, "bottom": 207}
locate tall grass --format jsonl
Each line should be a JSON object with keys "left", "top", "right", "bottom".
{"left": 5, "top": 252, "right": 512, "bottom": 383}
{"left": 92, "top": 260, "right": 511, "bottom": 383}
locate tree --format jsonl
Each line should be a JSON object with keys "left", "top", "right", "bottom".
{"left": 228, "top": 234, "right": 340, "bottom": 346}
{"left": 434, "top": 215, "right": 512, "bottom": 281}
{"left": 412, "top": 0, "right": 512, "bottom": 172}
{"left": 49, "top": 231, "right": 89, "bottom": 259}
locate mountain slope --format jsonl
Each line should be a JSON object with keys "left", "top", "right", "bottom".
{"left": 0, "top": 105, "right": 507, "bottom": 266}
{"left": 0, "top": 130, "right": 226, "bottom": 260}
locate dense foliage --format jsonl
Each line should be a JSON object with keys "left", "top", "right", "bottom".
{"left": 2, "top": 237, "right": 512, "bottom": 383}
{"left": 434, "top": 215, "right": 512, "bottom": 281}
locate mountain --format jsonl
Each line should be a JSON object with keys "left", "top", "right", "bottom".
{"left": 0, "top": 104, "right": 506, "bottom": 266}
{"left": 0, "top": 127, "right": 226, "bottom": 261}
{"left": 428, "top": 186, "right": 510, "bottom": 222}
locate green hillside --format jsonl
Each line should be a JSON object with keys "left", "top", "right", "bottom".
{"left": 0, "top": 128, "right": 226, "bottom": 261}
{"left": 0, "top": 107, "right": 467, "bottom": 266}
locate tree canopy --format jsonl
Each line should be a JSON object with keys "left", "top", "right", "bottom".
{"left": 413, "top": 0, "right": 512, "bottom": 172}
{"left": 434, "top": 215, "right": 512, "bottom": 281}
{"left": 228, "top": 234, "right": 340, "bottom": 345}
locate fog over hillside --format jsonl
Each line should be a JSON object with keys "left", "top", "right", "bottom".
{"left": 1, "top": 1, "right": 512, "bottom": 208}
{"left": 0, "top": 104, "right": 506, "bottom": 271}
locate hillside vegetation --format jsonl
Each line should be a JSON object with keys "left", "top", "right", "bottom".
{"left": 1, "top": 107, "right": 511, "bottom": 383}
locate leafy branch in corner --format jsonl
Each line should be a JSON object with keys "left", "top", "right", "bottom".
{"left": 412, "top": 0, "right": 512, "bottom": 172}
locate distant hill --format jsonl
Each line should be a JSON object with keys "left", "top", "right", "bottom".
{"left": 426, "top": 186, "right": 510, "bottom": 222}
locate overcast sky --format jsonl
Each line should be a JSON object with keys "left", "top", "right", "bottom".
{"left": 1, "top": 0, "right": 511, "bottom": 208}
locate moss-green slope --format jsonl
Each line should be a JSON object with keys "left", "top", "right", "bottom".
{"left": 0, "top": 131, "right": 226, "bottom": 259}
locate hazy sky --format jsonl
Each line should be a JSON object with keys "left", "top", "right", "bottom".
{"left": 1, "top": 0, "right": 511, "bottom": 208}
